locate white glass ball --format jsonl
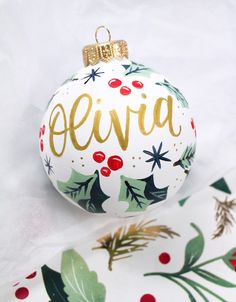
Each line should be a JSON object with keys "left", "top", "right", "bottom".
{"left": 39, "top": 59, "right": 196, "bottom": 217}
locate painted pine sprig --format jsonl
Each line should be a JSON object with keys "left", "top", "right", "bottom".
{"left": 173, "top": 144, "right": 196, "bottom": 174}
{"left": 93, "top": 220, "right": 179, "bottom": 271}
{"left": 212, "top": 197, "right": 236, "bottom": 239}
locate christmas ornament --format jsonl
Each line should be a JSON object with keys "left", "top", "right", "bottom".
{"left": 39, "top": 26, "right": 196, "bottom": 217}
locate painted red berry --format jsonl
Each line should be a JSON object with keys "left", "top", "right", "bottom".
{"left": 26, "top": 271, "right": 37, "bottom": 279}
{"left": 42, "top": 124, "right": 45, "bottom": 135}
{"left": 15, "top": 287, "right": 29, "bottom": 300}
{"left": 93, "top": 151, "right": 105, "bottom": 163}
{"left": 100, "top": 167, "right": 111, "bottom": 177}
{"left": 159, "top": 252, "right": 171, "bottom": 264}
{"left": 107, "top": 155, "right": 123, "bottom": 171}
{"left": 140, "top": 294, "right": 156, "bottom": 302}
{"left": 40, "top": 139, "right": 44, "bottom": 152}
{"left": 132, "top": 80, "right": 144, "bottom": 89}
{"left": 108, "top": 78, "right": 122, "bottom": 88}
{"left": 120, "top": 86, "right": 131, "bottom": 95}
{"left": 191, "top": 118, "right": 195, "bottom": 129}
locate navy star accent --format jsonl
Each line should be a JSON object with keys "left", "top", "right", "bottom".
{"left": 143, "top": 142, "right": 171, "bottom": 172}
{"left": 44, "top": 155, "right": 54, "bottom": 175}
{"left": 82, "top": 67, "right": 104, "bottom": 84}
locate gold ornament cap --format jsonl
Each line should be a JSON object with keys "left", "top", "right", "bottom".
{"left": 82, "top": 26, "right": 128, "bottom": 67}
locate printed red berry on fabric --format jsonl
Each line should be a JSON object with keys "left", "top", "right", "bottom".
{"left": 15, "top": 287, "right": 29, "bottom": 300}
{"left": 159, "top": 252, "right": 171, "bottom": 264}
{"left": 140, "top": 293, "right": 156, "bottom": 302}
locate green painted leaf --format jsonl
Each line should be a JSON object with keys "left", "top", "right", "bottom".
{"left": 181, "top": 223, "right": 204, "bottom": 270}
{"left": 142, "top": 175, "right": 168, "bottom": 204}
{"left": 57, "top": 169, "right": 108, "bottom": 213}
{"left": 173, "top": 144, "right": 196, "bottom": 173}
{"left": 41, "top": 265, "right": 68, "bottom": 302}
{"left": 222, "top": 247, "right": 236, "bottom": 271}
{"left": 179, "top": 196, "right": 190, "bottom": 207}
{"left": 119, "top": 174, "right": 169, "bottom": 212}
{"left": 155, "top": 79, "right": 189, "bottom": 108}
{"left": 193, "top": 268, "right": 236, "bottom": 287}
{"left": 61, "top": 249, "right": 106, "bottom": 302}
{"left": 210, "top": 178, "right": 231, "bottom": 194}
{"left": 119, "top": 176, "right": 151, "bottom": 212}
{"left": 122, "top": 61, "right": 153, "bottom": 77}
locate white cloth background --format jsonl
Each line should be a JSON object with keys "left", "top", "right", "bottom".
{"left": 0, "top": 0, "right": 236, "bottom": 285}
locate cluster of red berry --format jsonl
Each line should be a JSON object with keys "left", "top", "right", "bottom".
{"left": 14, "top": 271, "right": 37, "bottom": 300}
{"left": 93, "top": 151, "right": 123, "bottom": 177}
{"left": 39, "top": 124, "right": 45, "bottom": 152}
{"left": 108, "top": 78, "right": 144, "bottom": 95}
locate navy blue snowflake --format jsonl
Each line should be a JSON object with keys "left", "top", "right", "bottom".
{"left": 44, "top": 155, "right": 54, "bottom": 175}
{"left": 143, "top": 142, "right": 171, "bottom": 172}
{"left": 82, "top": 67, "right": 104, "bottom": 84}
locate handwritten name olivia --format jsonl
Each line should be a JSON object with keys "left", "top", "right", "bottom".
{"left": 49, "top": 93, "right": 181, "bottom": 157}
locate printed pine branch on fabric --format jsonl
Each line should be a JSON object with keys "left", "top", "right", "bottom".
{"left": 155, "top": 79, "right": 189, "bottom": 108}
{"left": 144, "top": 223, "right": 236, "bottom": 302}
{"left": 119, "top": 174, "right": 169, "bottom": 212}
{"left": 41, "top": 249, "right": 106, "bottom": 302}
{"left": 57, "top": 169, "right": 109, "bottom": 213}
{"left": 173, "top": 144, "right": 196, "bottom": 174}
{"left": 212, "top": 197, "right": 236, "bottom": 239}
{"left": 92, "top": 220, "right": 179, "bottom": 271}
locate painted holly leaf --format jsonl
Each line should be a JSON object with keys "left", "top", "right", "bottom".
{"left": 155, "top": 79, "right": 189, "bottom": 108}
{"left": 181, "top": 223, "right": 204, "bottom": 271}
{"left": 193, "top": 268, "right": 236, "bottom": 287}
{"left": 222, "top": 247, "right": 236, "bottom": 271}
{"left": 119, "top": 176, "right": 150, "bottom": 212}
{"left": 57, "top": 169, "right": 108, "bottom": 213}
{"left": 41, "top": 265, "right": 68, "bottom": 302}
{"left": 61, "top": 249, "right": 106, "bottom": 302}
{"left": 122, "top": 61, "right": 153, "bottom": 77}
{"left": 173, "top": 144, "right": 196, "bottom": 174}
{"left": 142, "top": 175, "right": 168, "bottom": 205}
{"left": 119, "top": 174, "right": 169, "bottom": 212}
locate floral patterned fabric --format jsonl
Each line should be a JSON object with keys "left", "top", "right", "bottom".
{"left": 1, "top": 170, "right": 236, "bottom": 302}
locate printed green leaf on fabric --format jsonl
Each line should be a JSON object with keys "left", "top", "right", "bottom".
{"left": 57, "top": 169, "right": 109, "bottom": 213}
{"left": 210, "top": 178, "right": 231, "bottom": 194}
{"left": 179, "top": 196, "right": 190, "bottom": 207}
{"left": 222, "top": 247, "right": 236, "bottom": 271}
{"left": 41, "top": 265, "right": 68, "bottom": 302}
{"left": 182, "top": 223, "right": 204, "bottom": 270}
{"left": 193, "top": 268, "right": 236, "bottom": 287}
{"left": 61, "top": 249, "right": 106, "bottom": 302}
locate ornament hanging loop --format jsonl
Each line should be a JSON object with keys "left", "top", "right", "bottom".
{"left": 82, "top": 26, "right": 128, "bottom": 66}
{"left": 95, "top": 26, "right": 111, "bottom": 44}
